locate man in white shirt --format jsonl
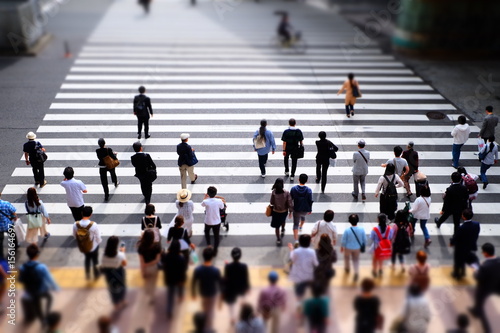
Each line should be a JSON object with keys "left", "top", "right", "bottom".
{"left": 381, "top": 146, "right": 409, "bottom": 180}
{"left": 287, "top": 234, "right": 318, "bottom": 301}
{"left": 72, "top": 206, "right": 102, "bottom": 281}
{"left": 201, "top": 186, "right": 225, "bottom": 256}
{"left": 310, "top": 210, "right": 337, "bottom": 249}
{"left": 60, "top": 166, "right": 87, "bottom": 221}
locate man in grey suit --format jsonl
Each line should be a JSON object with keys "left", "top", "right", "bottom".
{"left": 352, "top": 139, "right": 370, "bottom": 201}
{"left": 479, "top": 105, "right": 498, "bottom": 141}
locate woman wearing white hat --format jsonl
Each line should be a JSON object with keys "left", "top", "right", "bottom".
{"left": 170, "top": 189, "right": 195, "bottom": 236}
{"left": 23, "top": 132, "right": 47, "bottom": 187}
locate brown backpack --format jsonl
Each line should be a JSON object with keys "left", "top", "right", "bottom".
{"left": 75, "top": 221, "right": 94, "bottom": 253}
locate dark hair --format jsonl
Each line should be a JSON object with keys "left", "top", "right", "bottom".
{"left": 323, "top": 210, "right": 334, "bottom": 222}
{"left": 456, "top": 313, "right": 469, "bottom": 329}
{"left": 82, "top": 206, "right": 93, "bottom": 218}
{"left": 231, "top": 247, "right": 242, "bottom": 261}
{"left": 202, "top": 246, "right": 215, "bottom": 262}
{"left": 486, "top": 105, "right": 493, "bottom": 113}
{"left": 420, "top": 185, "right": 431, "bottom": 197}
{"left": 384, "top": 163, "right": 395, "bottom": 176}
{"left": 207, "top": 186, "right": 217, "bottom": 198}
{"left": 133, "top": 141, "right": 142, "bottom": 153}
{"left": 488, "top": 135, "right": 495, "bottom": 143}
{"left": 27, "top": 243, "right": 40, "bottom": 260}
{"left": 193, "top": 312, "right": 207, "bottom": 332}
{"left": 137, "top": 229, "right": 155, "bottom": 254}
{"left": 482, "top": 242, "right": 495, "bottom": 256}
{"left": 47, "top": 311, "right": 62, "bottom": 329}
{"left": 63, "top": 166, "right": 74, "bottom": 179}
{"left": 358, "top": 140, "right": 365, "bottom": 148}
{"left": 288, "top": 118, "right": 296, "bottom": 126}
{"left": 169, "top": 239, "right": 181, "bottom": 254}
{"left": 317, "top": 234, "right": 333, "bottom": 259}
{"left": 298, "top": 234, "right": 311, "bottom": 248}
{"left": 393, "top": 146, "right": 403, "bottom": 157}
{"left": 98, "top": 138, "right": 105, "bottom": 148}
{"left": 462, "top": 208, "right": 473, "bottom": 220}
{"left": 457, "top": 166, "right": 467, "bottom": 175}
{"left": 348, "top": 214, "right": 359, "bottom": 226}
{"left": 239, "top": 303, "right": 255, "bottom": 323}
{"left": 377, "top": 213, "right": 387, "bottom": 233}
{"left": 272, "top": 178, "right": 285, "bottom": 194}
{"left": 97, "top": 316, "right": 112, "bottom": 333}
{"left": 104, "top": 236, "right": 119, "bottom": 258}
{"left": 458, "top": 115, "right": 466, "bottom": 125}
{"left": 347, "top": 73, "right": 354, "bottom": 81}
{"left": 145, "top": 203, "right": 155, "bottom": 216}
{"left": 138, "top": 86, "right": 146, "bottom": 94}
{"left": 259, "top": 119, "right": 267, "bottom": 138}
{"left": 299, "top": 173, "right": 308, "bottom": 184}
{"left": 174, "top": 215, "right": 185, "bottom": 228}
{"left": 408, "top": 283, "right": 422, "bottom": 297}
{"left": 361, "top": 278, "right": 375, "bottom": 293}
{"left": 451, "top": 171, "right": 462, "bottom": 183}
{"left": 27, "top": 187, "right": 40, "bottom": 208}
{"left": 394, "top": 210, "right": 407, "bottom": 225}
{"left": 318, "top": 131, "right": 326, "bottom": 140}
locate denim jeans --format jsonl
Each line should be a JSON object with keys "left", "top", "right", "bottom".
{"left": 452, "top": 143, "right": 464, "bottom": 168}
{"left": 411, "top": 218, "right": 430, "bottom": 240}
{"left": 480, "top": 162, "right": 491, "bottom": 184}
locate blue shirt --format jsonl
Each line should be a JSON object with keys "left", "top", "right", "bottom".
{"left": 19, "top": 261, "right": 59, "bottom": 295}
{"left": 253, "top": 129, "right": 276, "bottom": 155}
{"left": 341, "top": 226, "right": 366, "bottom": 250}
{"left": 0, "top": 200, "right": 16, "bottom": 232}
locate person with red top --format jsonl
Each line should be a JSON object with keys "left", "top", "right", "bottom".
{"left": 370, "top": 213, "right": 394, "bottom": 278}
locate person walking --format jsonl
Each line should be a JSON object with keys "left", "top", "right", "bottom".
{"left": 281, "top": 118, "right": 304, "bottom": 181}
{"left": 391, "top": 210, "right": 413, "bottom": 273}
{"left": 138, "top": 0, "right": 151, "bottom": 13}
{"left": 478, "top": 136, "right": 498, "bottom": 189}
{"left": 314, "top": 234, "right": 336, "bottom": 295}
{"left": 100, "top": 236, "right": 127, "bottom": 312}
{"left": 451, "top": 115, "right": 471, "bottom": 168}
{"left": 73, "top": 206, "right": 102, "bottom": 281}
{"left": 0, "top": 194, "right": 17, "bottom": 260}
{"left": 60, "top": 166, "right": 87, "bottom": 221}
{"left": 236, "top": 303, "right": 266, "bottom": 333}
{"left": 450, "top": 209, "right": 480, "bottom": 280}
{"left": 161, "top": 240, "right": 188, "bottom": 319}
{"left": 141, "top": 203, "right": 162, "bottom": 241}
{"left": 133, "top": 86, "right": 153, "bottom": 139}
{"left": 96, "top": 138, "right": 119, "bottom": 201}
{"left": 353, "top": 278, "right": 380, "bottom": 333}
{"left": 457, "top": 166, "right": 479, "bottom": 209}
{"left": 173, "top": 189, "right": 195, "bottom": 236}
{"left": 341, "top": 213, "right": 366, "bottom": 282}
{"left": 402, "top": 141, "right": 419, "bottom": 196}
{"left": 434, "top": 172, "right": 469, "bottom": 235}
{"left": 177, "top": 133, "right": 198, "bottom": 188}
{"left": 370, "top": 213, "right": 394, "bottom": 278}
{"left": 409, "top": 185, "right": 432, "bottom": 248}
{"left": 290, "top": 174, "right": 313, "bottom": 241}
{"left": 137, "top": 229, "right": 162, "bottom": 304}
{"left": 269, "top": 178, "right": 293, "bottom": 246}
{"left": 408, "top": 250, "right": 431, "bottom": 293}
{"left": 381, "top": 146, "right": 410, "bottom": 197}
{"left": 352, "top": 139, "right": 370, "bottom": 201}
{"left": 25, "top": 187, "right": 51, "bottom": 243}
{"left": 201, "top": 186, "right": 225, "bottom": 256}
{"left": 223, "top": 247, "right": 251, "bottom": 325}
{"left": 337, "top": 73, "right": 361, "bottom": 118}
{"left": 310, "top": 210, "right": 337, "bottom": 249}
{"left": 398, "top": 284, "right": 431, "bottom": 333}
{"left": 257, "top": 271, "right": 286, "bottom": 333}
{"left": 23, "top": 131, "right": 47, "bottom": 187}
{"left": 478, "top": 105, "right": 498, "bottom": 141}
{"left": 131, "top": 141, "right": 156, "bottom": 205}
{"left": 315, "top": 131, "right": 338, "bottom": 193}
{"left": 167, "top": 215, "right": 194, "bottom": 261}
{"left": 19, "top": 244, "right": 59, "bottom": 328}
{"left": 375, "top": 163, "right": 403, "bottom": 221}
{"left": 253, "top": 119, "right": 276, "bottom": 178}
{"left": 191, "top": 246, "right": 222, "bottom": 331}
{"left": 302, "top": 283, "right": 329, "bottom": 333}
{"left": 288, "top": 234, "right": 318, "bottom": 302}
{"left": 469, "top": 243, "right": 500, "bottom": 333}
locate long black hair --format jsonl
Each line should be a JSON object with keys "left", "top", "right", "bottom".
{"left": 348, "top": 73, "right": 355, "bottom": 88}
{"left": 259, "top": 119, "right": 267, "bottom": 140}
{"left": 377, "top": 213, "right": 387, "bottom": 233}
{"left": 272, "top": 178, "right": 285, "bottom": 194}
{"left": 104, "top": 236, "right": 119, "bottom": 258}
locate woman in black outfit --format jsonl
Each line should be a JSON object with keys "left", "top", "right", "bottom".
{"left": 315, "top": 131, "right": 338, "bottom": 193}
{"left": 223, "top": 247, "right": 250, "bottom": 325}
{"left": 96, "top": 138, "right": 119, "bottom": 201}
{"left": 354, "top": 278, "right": 380, "bottom": 333}
{"left": 167, "top": 215, "right": 194, "bottom": 261}
{"left": 161, "top": 240, "right": 188, "bottom": 319}
{"left": 314, "top": 233, "right": 336, "bottom": 294}
{"left": 100, "top": 236, "right": 127, "bottom": 311}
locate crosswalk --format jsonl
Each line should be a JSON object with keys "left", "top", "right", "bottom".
{"left": 3, "top": 0, "right": 498, "bottom": 254}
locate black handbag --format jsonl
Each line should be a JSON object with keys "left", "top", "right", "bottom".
{"left": 328, "top": 141, "right": 338, "bottom": 159}
{"left": 146, "top": 168, "right": 157, "bottom": 182}
{"left": 294, "top": 145, "right": 305, "bottom": 159}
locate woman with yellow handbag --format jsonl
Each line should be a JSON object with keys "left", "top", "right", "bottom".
{"left": 25, "top": 187, "right": 50, "bottom": 244}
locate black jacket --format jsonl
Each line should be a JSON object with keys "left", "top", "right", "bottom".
{"left": 177, "top": 142, "right": 194, "bottom": 167}
{"left": 316, "top": 139, "right": 336, "bottom": 164}
{"left": 442, "top": 183, "right": 468, "bottom": 213}
{"left": 450, "top": 220, "right": 480, "bottom": 252}
{"left": 96, "top": 147, "right": 117, "bottom": 167}
{"left": 131, "top": 152, "right": 156, "bottom": 178}
{"left": 133, "top": 94, "right": 153, "bottom": 117}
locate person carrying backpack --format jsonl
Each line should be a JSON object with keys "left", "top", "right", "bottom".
{"left": 19, "top": 244, "right": 59, "bottom": 328}
{"left": 72, "top": 206, "right": 102, "bottom": 281}
{"left": 391, "top": 210, "right": 413, "bottom": 273}
{"left": 457, "top": 166, "right": 479, "bottom": 209}
{"left": 375, "top": 163, "right": 404, "bottom": 221}
{"left": 370, "top": 213, "right": 394, "bottom": 278}
{"left": 478, "top": 136, "right": 498, "bottom": 189}
{"left": 133, "top": 86, "right": 153, "bottom": 139}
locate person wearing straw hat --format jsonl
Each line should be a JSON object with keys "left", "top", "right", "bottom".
{"left": 23, "top": 132, "right": 47, "bottom": 188}
{"left": 172, "top": 189, "right": 195, "bottom": 236}
{"left": 177, "top": 133, "right": 198, "bottom": 189}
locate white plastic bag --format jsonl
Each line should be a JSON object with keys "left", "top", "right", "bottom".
{"left": 14, "top": 218, "right": 26, "bottom": 243}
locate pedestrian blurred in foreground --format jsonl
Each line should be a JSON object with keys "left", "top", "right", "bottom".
{"left": 303, "top": 283, "right": 329, "bottom": 333}
{"left": 100, "top": 236, "right": 127, "bottom": 312}
{"left": 337, "top": 72, "right": 361, "bottom": 118}
{"left": 223, "top": 247, "right": 250, "bottom": 325}
{"left": 97, "top": 315, "right": 119, "bottom": 333}
{"left": 25, "top": 186, "right": 51, "bottom": 243}
{"left": 73, "top": 206, "right": 102, "bottom": 281}
{"left": 46, "top": 312, "right": 62, "bottom": 333}
{"left": 408, "top": 250, "right": 431, "bottom": 293}
{"left": 314, "top": 234, "right": 336, "bottom": 294}
{"left": 138, "top": 229, "right": 162, "bottom": 304}
{"left": 19, "top": 244, "right": 59, "bottom": 328}
{"left": 167, "top": 215, "right": 194, "bottom": 262}
{"left": 269, "top": 178, "right": 293, "bottom": 246}
{"left": 288, "top": 234, "right": 318, "bottom": 302}
{"left": 253, "top": 119, "right": 276, "bottom": 178}
{"left": 446, "top": 314, "right": 470, "bottom": 333}
{"left": 162, "top": 239, "right": 188, "bottom": 319}
{"left": 341, "top": 213, "right": 366, "bottom": 283}
{"left": 370, "top": 213, "right": 394, "bottom": 278}
{"left": 0, "top": 257, "right": 8, "bottom": 315}
{"left": 96, "top": 138, "right": 119, "bottom": 201}
{"left": 392, "top": 284, "right": 430, "bottom": 333}
{"left": 257, "top": 271, "right": 286, "bottom": 333}
{"left": 191, "top": 312, "right": 215, "bottom": 333}
{"left": 23, "top": 131, "right": 47, "bottom": 187}
{"left": 0, "top": 193, "right": 18, "bottom": 260}
{"left": 236, "top": 303, "right": 266, "bottom": 333}
{"left": 450, "top": 209, "right": 480, "bottom": 280}
{"left": 354, "top": 278, "right": 380, "bottom": 333}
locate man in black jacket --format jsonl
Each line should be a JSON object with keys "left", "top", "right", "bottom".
{"left": 449, "top": 209, "right": 480, "bottom": 280}
{"left": 469, "top": 242, "right": 500, "bottom": 333}
{"left": 435, "top": 172, "right": 469, "bottom": 235}
{"left": 177, "top": 133, "right": 198, "bottom": 189}
{"left": 133, "top": 86, "right": 153, "bottom": 139}
{"left": 131, "top": 142, "right": 156, "bottom": 204}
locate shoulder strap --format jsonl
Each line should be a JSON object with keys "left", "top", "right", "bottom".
{"left": 85, "top": 221, "right": 93, "bottom": 230}
{"left": 384, "top": 226, "right": 390, "bottom": 239}
{"left": 358, "top": 151, "right": 368, "bottom": 164}
{"left": 391, "top": 175, "right": 395, "bottom": 183}
{"left": 422, "top": 197, "right": 429, "bottom": 208}
{"left": 373, "top": 227, "right": 383, "bottom": 240}
{"left": 351, "top": 227, "right": 362, "bottom": 246}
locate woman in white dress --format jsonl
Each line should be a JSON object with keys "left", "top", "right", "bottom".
{"left": 170, "top": 189, "right": 195, "bottom": 236}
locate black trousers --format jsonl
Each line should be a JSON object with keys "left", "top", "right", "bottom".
{"left": 137, "top": 115, "right": 150, "bottom": 136}
{"left": 103, "top": 266, "right": 127, "bottom": 305}
{"left": 284, "top": 151, "right": 298, "bottom": 177}
{"left": 437, "top": 210, "right": 462, "bottom": 236}
{"left": 99, "top": 167, "right": 117, "bottom": 197}
{"left": 139, "top": 178, "right": 153, "bottom": 204}
{"left": 84, "top": 246, "right": 100, "bottom": 280}
{"left": 23, "top": 292, "right": 52, "bottom": 327}
{"left": 30, "top": 161, "right": 45, "bottom": 184}
{"left": 69, "top": 205, "right": 84, "bottom": 222}
{"left": 204, "top": 224, "right": 221, "bottom": 250}
{"left": 316, "top": 162, "right": 329, "bottom": 193}
{"left": 258, "top": 154, "right": 268, "bottom": 175}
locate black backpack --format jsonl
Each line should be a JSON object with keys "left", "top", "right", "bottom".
{"left": 20, "top": 262, "right": 43, "bottom": 295}
{"left": 134, "top": 96, "right": 147, "bottom": 115}
{"left": 394, "top": 224, "right": 411, "bottom": 254}
{"left": 383, "top": 175, "right": 398, "bottom": 199}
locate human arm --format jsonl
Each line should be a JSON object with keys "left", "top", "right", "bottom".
{"left": 147, "top": 154, "right": 156, "bottom": 170}
{"left": 337, "top": 82, "right": 346, "bottom": 95}
{"left": 269, "top": 131, "right": 277, "bottom": 153}
{"left": 147, "top": 97, "right": 153, "bottom": 116}
{"left": 310, "top": 222, "right": 319, "bottom": 238}
{"left": 40, "top": 264, "right": 60, "bottom": 291}
{"left": 93, "top": 224, "right": 102, "bottom": 246}
{"left": 395, "top": 175, "right": 404, "bottom": 188}
{"left": 24, "top": 152, "right": 30, "bottom": 165}
{"left": 119, "top": 249, "right": 127, "bottom": 267}
{"left": 478, "top": 119, "right": 487, "bottom": 137}
{"left": 39, "top": 201, "right": 51, "bottom": 224}
{"left": 374, "top": 176, "right": 384, "bottom": 197}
